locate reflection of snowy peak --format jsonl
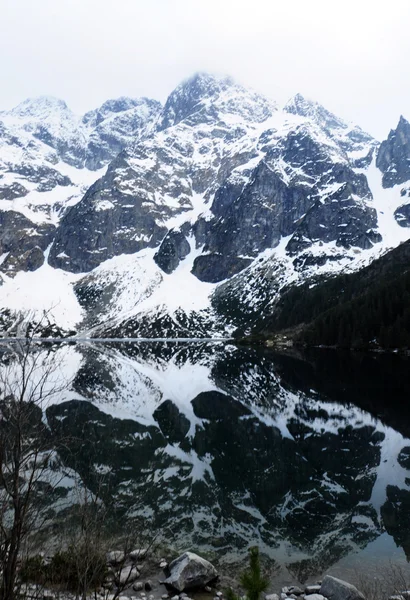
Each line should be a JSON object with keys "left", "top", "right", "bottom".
{"left": 16, "top": 341, "right": 410, "bottom": 572}
{"left": 0, "top": 74, "right": 410, "bottom": 336}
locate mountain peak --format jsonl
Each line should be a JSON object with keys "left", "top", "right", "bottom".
{"left": 398, "top": 115, "right": 410, "bottom": 128}
{"left": 157, "top": 72, "right": 275, "bottom": 131}
{"left": 176, "top": 72, "right": 236, "bottom": 94}
{"left": 7, "top": 96, "right": 71, "bottom": 118}
{"left": 284, "top": 93, "right": 347, "bottom": 132}
{"left": 284, "top": 93, "right": 316, "bottom": 114}
{"left": 82, "top": 96, "right": 161, "bottom": 127}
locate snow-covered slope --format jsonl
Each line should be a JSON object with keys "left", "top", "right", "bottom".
{"left": 1, "top": 74, "right": 410, "bottom": 336}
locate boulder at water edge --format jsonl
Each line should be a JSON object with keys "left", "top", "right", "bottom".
{"left": 164, "top": 552, "right": 218, "bottom": 591}
{"left": 320, "top": 576, "right": 365, "bottom": 600}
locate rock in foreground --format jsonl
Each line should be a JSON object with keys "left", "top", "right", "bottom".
{"left": 320, "top": 576, "right": 365, "bottom": 600}
{"left": 164, "top": 552, "right": 218, "bottom": 592}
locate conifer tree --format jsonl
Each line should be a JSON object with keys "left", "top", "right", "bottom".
{"left": 226, "top": 547, "right": 269, "bottom": 600}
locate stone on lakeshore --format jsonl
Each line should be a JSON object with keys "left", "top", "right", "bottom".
{"left": 145, "top": 581, "right": 153, "bottom": 591}
{"left": 130, "top": 548, "right": 148, "bottom": 560}
{"left": 117, "top": 565, "right": 140, "bottom": 585}
{"left": 320, "top": 576, "right": 365, "bottom": 600}
{"left": 133, "top": 582, "right": 144, "bottom": 591}
{"left": 306, "top": 587, "right": 322, "bottom": 595}
{"left": 205, "top": 587, "right": 212, "bottom": 593}
{"left": 305, "top": 595, "right": 327, "bottom": 600}
{"left": 171, "top": 596, "right": 179, "bottom": 600}
{"left": 164, "top": 552, "right": 218, "bottom": 592}
{"left": 265, "top": 594, "right": 280, "bottom": 600}
{"left": 162, "top": 595, "right": 169, "bottom": 599}
{"left": 289, "top": 588, "right": 304, "bottom": 596}
{"left": 107, "top": 550, "right": 126, "bottom": 564}
{"left": 160, "top": 561, "right": 168, "bottom": 569}
{"left": 216, "top": 593, "right": 223, "bottom": 598}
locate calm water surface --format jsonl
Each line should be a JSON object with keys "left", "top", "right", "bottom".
{"left": 3, "top": 341, "right": 410, "bottom": 584}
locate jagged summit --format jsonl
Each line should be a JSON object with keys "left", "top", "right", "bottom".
{"left": 156, "top": 72, "right": 235, "bottom": 130}
{"left": 284, "top": 93, "right": 347, "bottom": 131}
{"left": 156, "top": 72, "right": 276, "bottom": 131}
{"left": 377, "top": 114, "right": 410, "bottom": 187}
{"left": 82, "top": 96, "right": 161, "bottom": 128}
{"left": 5, "top": 96, "right": 71, "bottom": 118}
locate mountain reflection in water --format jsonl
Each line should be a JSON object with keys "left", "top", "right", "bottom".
{"left": 3, "top": 341, "right": 410, "bottom": 582}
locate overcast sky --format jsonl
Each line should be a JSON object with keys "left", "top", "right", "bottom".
{"left": 1, "top": 0, "right": 409, "bottom": 139}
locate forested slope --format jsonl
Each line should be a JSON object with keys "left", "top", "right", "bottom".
{"left": 250, "top": 240, "right": 410, "bottom": 349}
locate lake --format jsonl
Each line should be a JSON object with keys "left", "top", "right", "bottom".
{"left": 2, "top": 340, "right": 410, "bottom": 584}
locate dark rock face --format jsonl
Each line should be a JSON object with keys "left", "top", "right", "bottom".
{"left": 377, "top": 116, "right": 410, "bottom": 187}
{"left": 191, "top": 253, "right": 252, "bottom": 283}
{"left": 398, "top": 447, "right": 410, "bottom": 469}
{"left": 3, "top": 246, "right": 45, "bottom": 272}
{"left": 394, "top": 203, "right": 410, "bottom": 227}
{"left": 154, "top": 230, "right": 191, "bottom": 274}
{"left": 382, "top": 485, "right": 410, "bottom": 560}
{"left": 0, "top": 182, "right": 28, "bottom": 200}
{"left": 0, "top": 211, "right": 54, "bottom": 273}
{"left": 286, "top": 190, "right": 381, "bottom": 255}
{"left": 153, "top": 400, "right": 191, "bottom": 443}
{"left": 8, "top": 164, "right": 72, "bottom": 191}
{"left": 49, "top": 153, "right": 169, "bottom": 273}
{"left": 204, "top": 161, "right": 313, "bottom": 261}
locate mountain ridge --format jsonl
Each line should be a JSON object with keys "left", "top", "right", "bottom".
{"left": 0, "top": 73, "right": 409, "bottom": 338}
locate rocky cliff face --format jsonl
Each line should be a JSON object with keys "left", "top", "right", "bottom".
{"left": 376, "top": 116, "right": 410, "bottom": 231}
{"left": 377, "top": 116, "right": 410, "bottom": 187}
{"left": 0, "top": 74, "right": 409, "bottom": 336}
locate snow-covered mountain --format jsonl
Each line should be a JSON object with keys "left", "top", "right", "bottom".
{"left": 0, "top": 73, "right": 410, "bottom": 337}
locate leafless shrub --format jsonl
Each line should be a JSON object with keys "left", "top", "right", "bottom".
{"left": 0, "top": 322, "right": 73, "bottom": 600}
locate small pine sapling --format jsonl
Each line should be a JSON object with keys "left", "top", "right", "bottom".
{"left": 226, "top": 547, "right": 269, "bottom": 600}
